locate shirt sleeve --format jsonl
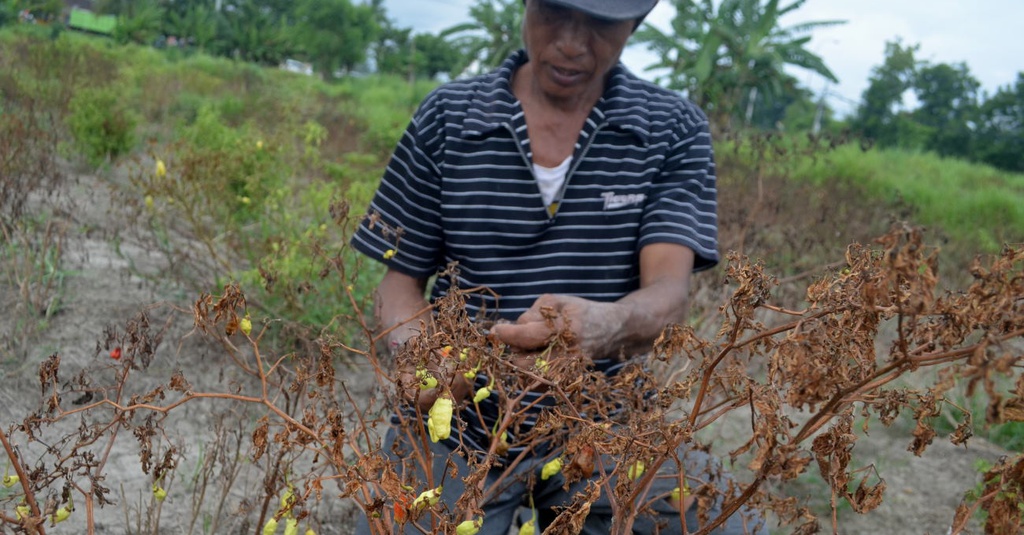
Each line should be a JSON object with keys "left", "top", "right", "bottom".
{"left": 349, "top": 94, "right": 446, "bottom": 278}
{"left": 638, "top": 106, "right": 719, "bottom": 272}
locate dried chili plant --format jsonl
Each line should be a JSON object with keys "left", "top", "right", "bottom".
{"left": 1, "top": 225, "right": 1021, "bottom": 534}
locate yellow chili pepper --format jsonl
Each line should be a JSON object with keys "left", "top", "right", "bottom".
{"left": 670, "top": 483, "right": 690, "bottom": 503}
{"left": 416, "top": 368, "right": 438, "bottom": 390}
{"left": 627, "top": 460, "right": 646, "bottom": 481}
{"left": 456, "top": 518, "right": 483, "bottom": 535}
{"left": 52, "top": 503, "right": 73, "bottom": 523}
{"left": 540, "top": 457, "right": 563, "bottom": 481}
{"left": 427, "top": 396, "right": 454, "bottom": 442}
{"left": 412, "top": 486, "right": 442, "bottom": 510}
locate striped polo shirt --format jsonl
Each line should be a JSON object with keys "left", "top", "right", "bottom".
{"left": 352, "top": 50, "right": 718, "bottom": 320}
{"left": 351, "top": 50, "right": 718, "bottom": 455}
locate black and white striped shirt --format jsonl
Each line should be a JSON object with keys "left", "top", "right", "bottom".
{"left": 352, "top": 50, "right": 718, "bottom": 322}
{"left": 352, "top": 50, "right": 718, "bottom": 455}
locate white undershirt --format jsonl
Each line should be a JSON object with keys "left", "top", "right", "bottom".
{"left": 532, "top": 155, "right": 572, "bottom": 208}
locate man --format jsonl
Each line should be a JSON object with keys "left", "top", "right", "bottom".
{"left": 351, "top": 0, "right": 765, "bottom": 533}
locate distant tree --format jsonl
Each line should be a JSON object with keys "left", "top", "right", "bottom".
{"left": 0, "top": 0, "right": 17, "bottom": 26}
{"left": 0, "top": 4, "right": 14, "bottom": 27}
{"left": 374, "top": 24, "right": 414, "bottom": 76}
{"left": 373, "top": 28, "right": 462, "bottom": 81}
{"left": 291, "top": 0, "right": 378, "bottom": 78}
{"left": 213, "top": 0, "right": 293, "bottom": 65}
{"left": 634, "top": 0, "right": 843, "bottom": 127}
{"left": 163, "top": 1, "right": 220, "bottom": 50}
{"left": 94, "top": 0, "right": 132, "bottom": 15}
{"left": 5, "top": 0, "right": 63, "bottom": 22}
{"left": 851, "top": 40, "right": 921, "bottom": 148}
{"left": 366, "top": 0, "right": 403, "bottom": 73}
{"left": 739, "top": 72, "right": 825, "bottom": 131}
{"left": 783, "top": 86, "right": 837, "bottom": 133}
{"left": 976, "top": 73, "right": 1024, "bottom": 172}
{"left": 412, "top": 32, "right": 462, "bottom": 80}
{"left": 112, "top": 0, "right": 165, "bottom": 45}
{"left": 441, "top": 0, "right": 522, "bottom": 77}
{"left": 912, "top": 62, "right": 980, "bottom": 158}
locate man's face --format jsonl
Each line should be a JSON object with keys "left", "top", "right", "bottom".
{"left": 521, "top": 0, "right": 635, "bottom": 102}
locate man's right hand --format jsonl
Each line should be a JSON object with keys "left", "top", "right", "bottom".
{"left": 396, "top": 347, "right": 473, "bottom": 412}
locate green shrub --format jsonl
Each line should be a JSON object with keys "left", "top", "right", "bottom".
{"left": 333, "top": 75, "right": 437, "bottom": 155}
{"left": 67, "top": 87, "right": 138, "bottom": 166}
{"left": 173, "top": 104, "right": 287, "bottom": 225}
{"left": 0, "top": 32, "right": 119, "bottom": 121}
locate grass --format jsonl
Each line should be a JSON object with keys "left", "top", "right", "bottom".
{"left": 792, "top": 143, "right": 1024, "bottom": 254}
{"left": 930, "top": 379, "right": 1024, "bottom": 452}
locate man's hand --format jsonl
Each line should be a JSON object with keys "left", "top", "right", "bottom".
{"left": 396, "top": 350, "right": 473, "bottom": 412}
{"left": 490, "top": 294, "right": 622, "bottom": 360}
{"left": 491, "top": 243, "right": 696, "bottom": 362}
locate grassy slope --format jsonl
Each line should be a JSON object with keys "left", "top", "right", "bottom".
{"left": 795, "top": 143, "right": 1024, "bottom": 253}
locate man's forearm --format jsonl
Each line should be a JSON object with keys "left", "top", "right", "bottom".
{"left": 374, "top": 269, "right": 431, "bottom": 357}
{"left": 373, "top": 269, "right": 475, "bottom": 410}
{"left": 612, "top": 278, "right": 690, "bottom": 357}
{"left": 611, "top": 242, "right": 696, "bottom": 357}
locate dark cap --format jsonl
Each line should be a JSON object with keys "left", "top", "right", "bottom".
{"left": 542, "top": 0, "right": 658, "bottom": 21}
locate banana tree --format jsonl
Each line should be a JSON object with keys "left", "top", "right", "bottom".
{"left": 440, "top": 0, "right": 522, "bottom": 78}
{"left": 634, "top": 0, "right": 843, "bottom": 126}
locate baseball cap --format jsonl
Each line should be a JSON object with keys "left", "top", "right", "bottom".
{"left": 541, "top": 0, "right": 659, "bottom": 21}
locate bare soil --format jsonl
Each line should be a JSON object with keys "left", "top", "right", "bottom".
{"left": 0, "top": 168, "right": 1010, "bottom": 535}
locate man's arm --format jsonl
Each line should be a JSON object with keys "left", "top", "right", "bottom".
{"left": 374, "top": 269, "right": 473, "bottom": 409}
{"left": 374, "top": 268, "right": 431, "bottom": 356}
{"left": 491, "top": 243, "right": 695, "bottom": 360}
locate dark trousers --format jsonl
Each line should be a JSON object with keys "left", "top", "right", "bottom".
{"left": 353, "top": 425, "right": 768, "bottom": 534}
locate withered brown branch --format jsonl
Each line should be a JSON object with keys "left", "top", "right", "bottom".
{"left": 4, "top": 226, "right": 1020, "bottom": 535}
{"left": 0, "top": 427, "right": 47, "bottom": 534}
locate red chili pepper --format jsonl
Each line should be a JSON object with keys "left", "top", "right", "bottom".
{"left": 110, "top": 347, "right": 122, "bottom": 360}
{"left": 393, "top": 493, "right": 410, "bottom": 523}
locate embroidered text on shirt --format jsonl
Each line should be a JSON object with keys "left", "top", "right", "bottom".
{"left": 601, "top": 192, "right": 646, "bottom": 210}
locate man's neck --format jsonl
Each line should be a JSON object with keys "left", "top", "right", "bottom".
{"left": 512, "top": 61, "right": 604, "bottom": 116}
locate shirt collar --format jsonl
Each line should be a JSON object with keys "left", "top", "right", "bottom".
{"left": 461, "top": 50, "right": 651, "bottom": 146}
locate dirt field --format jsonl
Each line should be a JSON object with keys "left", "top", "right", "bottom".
{"left": 0, "top": 167, "right": 1011, "bottom": 534}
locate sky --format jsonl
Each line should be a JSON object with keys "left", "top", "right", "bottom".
{"left": 382, "top": 0, "right": 1024, "bottom": 118}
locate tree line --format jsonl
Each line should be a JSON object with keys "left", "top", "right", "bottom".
{"left": 851, "top": 40, "right": 1023, "bottom": 173}
{"left": 4, "top": 0, "right": 1021, "bottom": 173}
